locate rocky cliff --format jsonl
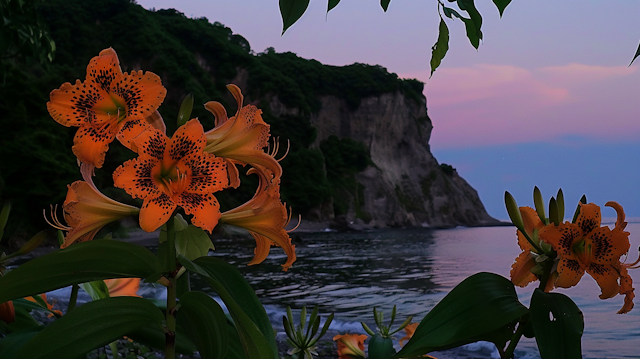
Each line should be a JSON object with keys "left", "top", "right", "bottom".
{"left": 265, "top": 91, "right": 501, "bottom": 228}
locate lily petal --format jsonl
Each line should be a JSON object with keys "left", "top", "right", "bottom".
{"left": 587, "top": 263, "right": 620, "bottom": 299}
{"left": 510, "top": 251, "right": 538, "bottom": 287}
{"left": 57, "top": 181, "right": 139, "bottom": 248}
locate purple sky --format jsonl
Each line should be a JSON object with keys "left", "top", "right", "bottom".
{"left": 136, "top": 0, "right": 640, "bottom": 219}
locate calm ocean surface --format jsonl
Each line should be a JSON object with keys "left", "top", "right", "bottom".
{"left": 204, "top": 222, "right": 640, "bottom": 359}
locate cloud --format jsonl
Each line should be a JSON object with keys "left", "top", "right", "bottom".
{"left": 400, "top": 63, "right": 640, "bottom": 149}
{"left": 539, "top": 63, "right": 636, "bottom": 84}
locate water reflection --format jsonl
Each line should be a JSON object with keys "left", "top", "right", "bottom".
{"left": 201, "top": 224, "right": 639, "bottom": 358}
{"left": 203, "top": 228, "right": 443, "bottom": 322}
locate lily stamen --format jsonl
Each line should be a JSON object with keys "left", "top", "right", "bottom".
{"left": 277, "top": 139, "right": 291, "bottom": 162}
{"left": 624, "top": 250, "right": 640, "bottom": 269}
{"left": 286, "top": 212, "right": 302, "bottom": 233}
{"left": 43, "top": 204, "right": 71, "bottom": 231}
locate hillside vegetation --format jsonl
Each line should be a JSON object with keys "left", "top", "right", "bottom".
{"left": 0, "top": 0, "right": 424, "bottom": 242}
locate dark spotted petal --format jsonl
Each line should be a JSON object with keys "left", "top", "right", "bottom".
{"left": 177, "top": 192, "right": 220, "bottom": 233}
{"left": 182, "top": 154, "right": 228, "bottom": 193}
{"left": 112, "top": 70, "right": 166, "bottom": 121}
{"left": 47, "top": 80, "right": 119, "bottom": 128}
{"left": 140, "top": 193, "right": 177, "bottom": 232}
{"left": 586, "top": 226, "right": 630, "bottom": 265}
{"left": 539, "top": 222, "right": 582, "bottom": 258}
{"left": 135, "top": 128, "right": 167, "bottom": 161}
{"left": 555, "top": 258, "right": 585, "bottom": 289}
{"left": 86, "top": 47, "right": 123, "bottom": 91}
{"left": 576, "top": 203, "right": 601, "bottom": 234}
{"left": 117, "top": 117, "right": 151, "bottom": 153}
{"left": 586, "top": 263, "right": 620, "bottom": 299}
{"left": 71, "top": 121, "right": 119, "bottom": 168}
{"left": 113, "top": 158, "right": 161, "bottom": 200}
{"left": 169, "top": 119, "right": 206, "bottom": 161}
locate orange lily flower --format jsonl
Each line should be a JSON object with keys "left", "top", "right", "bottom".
{"left": 333, "top": 333, "right": 367, "bottom": 359}
{"left": 539, "top": 201, "right": 635, "bottom": 313}
{"left": 26, "top": 294, "right": 63, "bottom": 317}
{"left": 510, "top": 207, "right": 544, "bottom": 288}
{"left": 0, "top": 301, "right": 15, "bottom": 323}
{"left": 113, "top": 119, "right": 228, "bottom": 233}
{"left": 203, "top": 84, "right": 283, "bottom": 187}
{"left": 399, "top": 322, "right": 418, "bottom": 347}
{"left": 45, "top": 180, "right": 140, "bottom": 248}
{"left": 509, "top": 207, "right": 556, "bottom": 291}
{"left": 105, "top": 278, "right": 141, "bottom": 297}
{"left": 220, "top": 165, "right": 296, "bottom": 270}
{"left": 47, "top": 47, "right": 166, "bottom": 168}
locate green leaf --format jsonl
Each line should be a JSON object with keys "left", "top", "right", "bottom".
{"left": 530, "top": 289, "right": 583, "bottom": 359}
{"left": 369, "top": 333, "right": 396, "bottom": 359}
{"left": 504, "top": 191, "right": 524, "bottom": 231}
{"left": 179, "top": 256, "right": 278, "bottom": 359}
{"left": 177, "top": 93, "right": 194, "bottom": 128}
{"left": 225, "top": 318, "right": 248, "bottom": 359}
{"left": 80, "top": 280, "right": 110, "bottom": 301}
{"left": 160, "top": 215, "right": 213, "bottom": 261}
{"left": 442, "top": 6, "right": 464, "bottom": 20}
{"left": 492, "top": 0, "right": 511, "bottom": 17}
{"left": 0, "top": 240, "right": 160, "bottom": 303}
{"left": 394, "top": 272, "right": 528, "bottom": 358}
{"left": 14, "top": 230, "right": 46, "bottom": 256}
{"left": 457, "top": 0, "right": 482, "bottom": 48}
{"left": 629, "top": 40, "right": 640, "bottom": 66}
{"left": 6, "top": 306, "right": 42, "bottom": 331}
{"left": 279, "top": 0, "right": 310, "bottom": 35}
{"left": 461, "top": 18, "right": 480, "bottom": 49}
{"left": 571, "top": 195, "right": 587, "bottom": 223}
{"left": 178, "top": 291, "right": 229, "bottom": 359}
{"left": 380, "top": 0, "right": 391, "bottom": 12}
{"left": 327, "top": 0, "right": 340, "bottom": 13}
{"left": 533, "top": 186, "right": 546, "bottom": 223}
{"left": 17, "top": 297, "right": 164, "bottom": 359}
{"left": 548, "top": 197, "right": 559, "bottom": 226}
{"left": 176, "top": 225, "right": 215, "bottom": 261}
{"left": 556, "top": 189, "right": 565, "bottom": 223}
{"left": 126, "top": 323, "right": 198, "bottom": 355}
{"left": 430, "top": 18, "right": 449, "bottom": 77}
{"left": 0, "top": 328, "right": 41, "bottom": 359}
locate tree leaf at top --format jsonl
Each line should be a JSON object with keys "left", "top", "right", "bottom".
{"left": 381, "top": 0, "right": 391, "bottom": 12}
{"left": 327, "top": 0, "right": 341, "bottom": 13}
{"left": 280, "top": 0, "right": 311, "bottom": 35}
{"left": 457, "top": 0, "right": 483, "bottom": 45}
{"left": 630, "top": 40, "right": 640, "bottom": 66}
{"left": 492, "top": 0, "right": 512, "bottom": 17}
{"left": 430, "top": 17, "right": 450, "bottom": 77}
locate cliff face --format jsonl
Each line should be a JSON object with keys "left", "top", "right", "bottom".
{"left": 267, "top": 91, "right": 500, "bottom": 228}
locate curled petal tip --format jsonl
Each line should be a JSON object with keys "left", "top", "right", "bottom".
{"left": 606, "top": 201, "right": 627, "bottom": 230}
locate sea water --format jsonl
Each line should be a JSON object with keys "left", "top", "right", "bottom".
{"left": 44, "top": 223, "right": 640, "bottom": 358}
{"left": 204, "top": 222, "right": 640, "bottom": 359}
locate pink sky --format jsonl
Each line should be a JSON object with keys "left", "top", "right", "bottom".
{"left": 137, "top": 0, "right": 640, "bottom": 150}
{"left": 403, "top": 63, "right": 640, "bottom": 148}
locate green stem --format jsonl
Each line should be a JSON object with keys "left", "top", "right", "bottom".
{"left": 109, "top": 341, "right": 120, "bottom": 358}
{"left": 503, "top": 258, "right": 554, "bottom": 359}
{"left": 165, "top": 216, "right": 177, "bottom": 359}
{"left": 537, "top": 256, "right": 555, "bottom": 291}
{"left": 67, "top": 284, "right": 79, "bottom": 312}
{"left": 503, "top": 317, "right": 528, "bottom": 359}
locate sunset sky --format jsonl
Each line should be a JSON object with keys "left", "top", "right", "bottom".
{"left": 137, "top": 0, "right": 640, "bottom": 219}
